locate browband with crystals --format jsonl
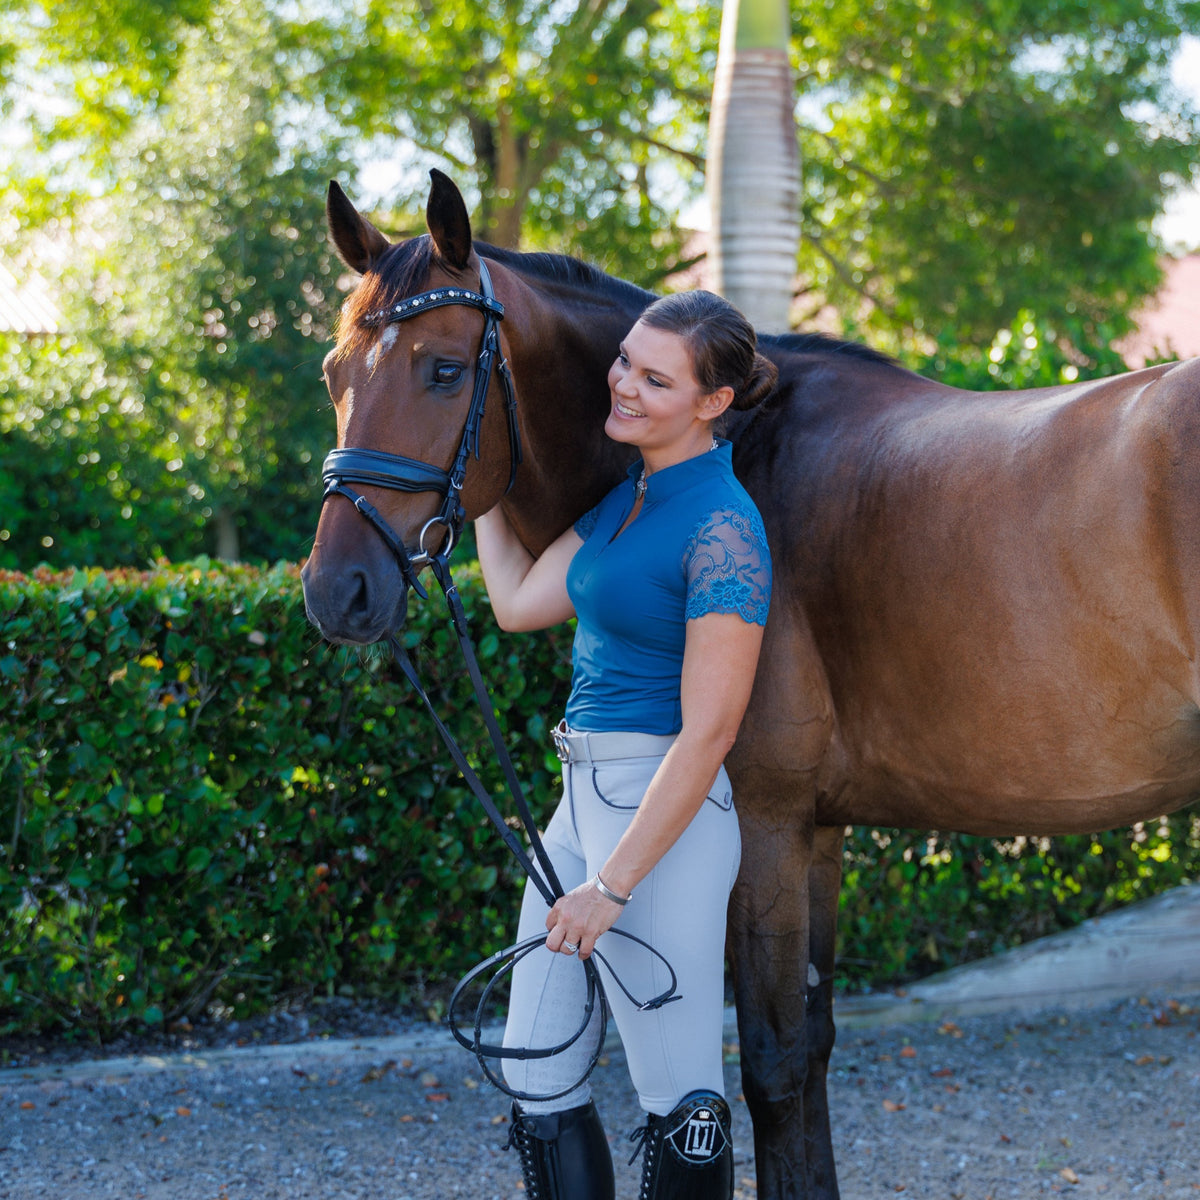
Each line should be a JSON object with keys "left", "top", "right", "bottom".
{"left": 362, "top": 286, "right": 505, "bottom": 328}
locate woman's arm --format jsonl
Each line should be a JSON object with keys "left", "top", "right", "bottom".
{"left": 475, "top": 506, "right": 581, "bottom": 632}
{"left": 543, "top": 610, "right": 766, "bottom": 958}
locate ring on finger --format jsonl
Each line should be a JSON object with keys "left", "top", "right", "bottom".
{"left": 562, "top": 940, "right": 579, "bottom": 955}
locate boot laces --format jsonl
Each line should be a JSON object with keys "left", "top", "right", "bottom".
{"left": 627, "top": 1118, "right": 661, "bottom": 1197}
{"left": 504, "top": 1113, "right": 544, "bottom": 1200}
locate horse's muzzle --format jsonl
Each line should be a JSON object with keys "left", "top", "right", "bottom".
{"left": 300, "top": 552, "right": 409, "bottom": 646}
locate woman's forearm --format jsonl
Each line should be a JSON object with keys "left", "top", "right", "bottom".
{"left": 543, "top": 611, "right": 763, "bottom": 958}
{"left": 596, "top": 733, "right": 731, "bottom": 898}
{"left": 598, "top": 611, "right": 763, "bottom": 898}
{"left": 475, "top": 508, "right": 536, "bottom": 628}
{"left": 474, "top": 507, "right": 580, "bottom": 632}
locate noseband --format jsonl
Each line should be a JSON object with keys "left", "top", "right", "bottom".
{"left": 319, "top": 258, "right": 521, "bottom": 598}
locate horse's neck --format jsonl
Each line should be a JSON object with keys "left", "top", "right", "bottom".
{"left": 500, "top": 276, "right": 643, "bottom": 554}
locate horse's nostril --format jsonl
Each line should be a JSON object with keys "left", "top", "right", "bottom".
{"left": 346, "top": 569, "right": 372, "bottom": 617}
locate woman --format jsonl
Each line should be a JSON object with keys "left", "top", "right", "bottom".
{"left": 475, "top": 290, "right": 776, "bottom": 1200}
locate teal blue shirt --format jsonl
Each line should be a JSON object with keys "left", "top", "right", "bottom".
{"left": 564, "top": 440, "right": 771, "bottom": 735}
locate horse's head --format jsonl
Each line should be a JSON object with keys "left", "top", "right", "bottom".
{"left": 302, "top": 171, "right": 522, "bottom": 645}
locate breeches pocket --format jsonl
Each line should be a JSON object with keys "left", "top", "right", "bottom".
{"left": 589, "top": 758, "right": 734, "bottom": 812}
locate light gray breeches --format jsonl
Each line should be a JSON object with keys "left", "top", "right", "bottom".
{"left": 501, "top": 729, "right": 741, "bottom": 1115}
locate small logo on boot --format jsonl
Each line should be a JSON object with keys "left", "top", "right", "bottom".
{"left": 666, "top": 1104, "right": 728, "bottom": 1165}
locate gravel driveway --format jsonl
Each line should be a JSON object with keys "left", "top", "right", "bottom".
{"left": 4, "top": 989, "right": 1199, "bottom": 1199}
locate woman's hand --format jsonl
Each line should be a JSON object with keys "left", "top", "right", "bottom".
{"left": 544, "top": 880, "right": 623, "bottom": 960}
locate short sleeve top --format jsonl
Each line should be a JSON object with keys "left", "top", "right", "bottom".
{"left": 564, "top": 439, "right": 771, "bottom": 735}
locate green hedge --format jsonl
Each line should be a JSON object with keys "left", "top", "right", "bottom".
{"left": 837, "top": 816, "right": 1200, "bottom": 991}
{"left": 0, "top": 559, "right": 572, "bottom": 1036}
{"left": 2, "top": 560, "right": 1197, "bottom": 1039}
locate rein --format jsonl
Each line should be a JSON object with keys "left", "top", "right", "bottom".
{"left": 318, "top": 259, "right": 679, "bottom": 1101}
{"left": 392, "top": 554, "right": 679, "bottom": 1100}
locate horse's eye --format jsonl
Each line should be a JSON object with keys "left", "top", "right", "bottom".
{"left": 434, "top": 362, "right": 465, "bottom": 388}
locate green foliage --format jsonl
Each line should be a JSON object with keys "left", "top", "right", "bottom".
{"left": 837, "top": 818, "right": 1200, "bottom": 990}
{"left": 2, "top": 560, "right": 1198, "bottom": 1036}
{"left": 85, "top": 15, "right": 350, "bottom": 564}
{"left": 2, "top": 0, "right": 214, "bottom": 139}
{"left": 4, "top": 0, "right": 1198, "bottom": 570}
{"left": 0, "top": 6, "right": 351, "bottom": 567}
{"left": 284, "top": 0, "right": 714, "bottom": 280}
{"left": 3, "top": 0, "right": 1200, "bottom": 1032}
{"left": 8, "top": 0, "right": 1199, "bottom": 353}
{"left": 0, "top": 332, "right": 204, "bottom": 566}
{"left": 0, "top": 560, "right": 571, "bottom": 1037}
{"left": 792, "top": 0, "right": 1200, "bottom": 352}
{"left": 911, "top": 308, "right": 1134, "bottom": 392}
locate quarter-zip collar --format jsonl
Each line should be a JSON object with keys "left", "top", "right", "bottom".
{"left": 628, "top": 438, "right": 733, "bottom": 503}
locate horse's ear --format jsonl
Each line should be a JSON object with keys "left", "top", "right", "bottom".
{"left": 426, "top": 169, "right": 473, "bottom": 271}
{"left": 326, "top": 180, "right": 391, "bottom": 275}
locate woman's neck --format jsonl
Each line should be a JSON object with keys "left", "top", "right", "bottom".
{"left": 640, "top": 431, "right": 719, "bottom": 478}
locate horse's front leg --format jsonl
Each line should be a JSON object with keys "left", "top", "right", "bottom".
{"left": 729, "top": 804, "right": 843, "bottom": 1200}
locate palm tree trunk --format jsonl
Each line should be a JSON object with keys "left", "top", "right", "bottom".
{"left": 707, "top": 0, "right": 799, "bottom": 333}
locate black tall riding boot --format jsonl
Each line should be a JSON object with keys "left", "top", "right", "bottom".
{"left": 629, "top": 1090, "right": 734, "bottom": 1200}
{"left": 507, "top": 1100, "right": 615, "bottom": 1200}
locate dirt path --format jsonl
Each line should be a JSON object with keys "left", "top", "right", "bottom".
{"left": 3, "top": 989, "right": 1199, "bottom": 1199}
{"left": 6, "top": 886, "right": 1200, "bottom": 1198}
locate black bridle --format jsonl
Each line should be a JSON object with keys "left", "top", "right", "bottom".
{"left": 316, "top": 257, "right": 678, "bottom": 1101}
{"left": 319, "top": 258, "right": 521, "bottom": 600}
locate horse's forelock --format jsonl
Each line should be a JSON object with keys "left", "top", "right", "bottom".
{"left": 332, "top": 236, "right": 436, "bottom": 360}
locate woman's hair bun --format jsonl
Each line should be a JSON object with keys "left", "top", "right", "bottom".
{"left": 732, "top": 353, "right": 778, "bottom": 411}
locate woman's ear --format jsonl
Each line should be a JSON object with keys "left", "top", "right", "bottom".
{"left": 700, "top": 385, "right": 735, "bottom": 421}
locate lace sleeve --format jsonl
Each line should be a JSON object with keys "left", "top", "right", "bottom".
{"left": 683, "top": 505, "right": 772, "bottom": 626}
{"left": 574, "top": 504, "right": 602, "bottom": 542}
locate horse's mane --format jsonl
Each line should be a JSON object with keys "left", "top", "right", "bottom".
{"left": 481, "top": 259, "right": 898, "bottom": 367}
{"left": 334, "top": 236, "right": 655, "bottom": 360}
{"left": 480, "top": 243, "right": 656, "bottom": 312}
{"left": 334, "top": 233, "right": 895, "bottom": 370}
{"left": 763, "top": 329, "right": 898, "bottom": 367}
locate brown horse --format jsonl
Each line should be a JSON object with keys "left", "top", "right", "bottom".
{"left": 301, "top": 170, "right": 1200, "bottom": 1199}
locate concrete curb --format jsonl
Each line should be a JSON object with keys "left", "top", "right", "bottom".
{"left": 836, "top": 881, "right": 1200, "bottom": 1025}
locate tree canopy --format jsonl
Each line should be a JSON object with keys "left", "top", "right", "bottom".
{"left": 8, "top": 0, "right": 1197, "bottom": 329}
{"left": 790, "top": 0, "right": 1200, "bottom": 349}
{"left": 1, "top": 0, "right": 1196, "bottom": 566}
{"left": 1, "top": 4, "right": 349, "bottom": 565}
{"left": 281, "top": 0, "right": 717, "bottom": 282}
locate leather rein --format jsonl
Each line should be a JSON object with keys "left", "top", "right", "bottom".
{"left": 317, "top": 258, "right": 678, "bottom": 1101}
